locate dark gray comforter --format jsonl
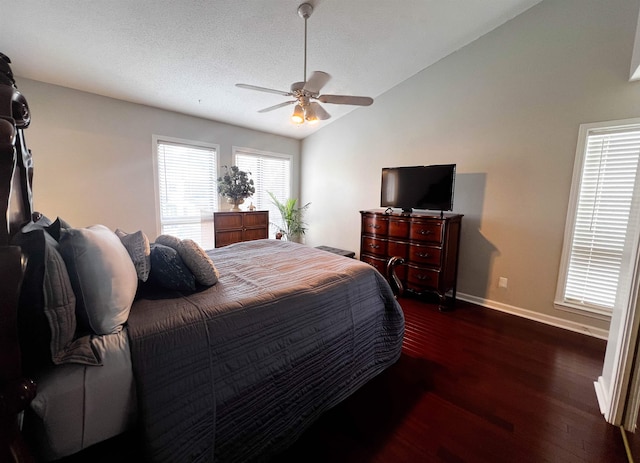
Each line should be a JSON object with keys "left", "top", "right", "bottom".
{"left": 127, "top": 240, "right": 404, "bottom": 462}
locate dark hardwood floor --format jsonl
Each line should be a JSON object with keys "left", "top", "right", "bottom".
{"left": 56, "top": 297, "right": 628, "bottom": 462}
{"left": 274, "top": 297, "right": 627, "bottom": 463}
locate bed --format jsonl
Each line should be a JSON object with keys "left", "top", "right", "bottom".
{"left": 0, "top": 53, "right": 405, "bottom": 463}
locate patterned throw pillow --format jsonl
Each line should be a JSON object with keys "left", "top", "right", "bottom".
{"left": 155, "top": 234, "right": 182, "bottom": 249}
{"left": 148, "top": 243, "right": 196, "bottom": 292}
{"left": 178, "top": 239, "right": 219, "bottom": 286}
{"left": 115, "top": 229, "right": 151, "bottom": 282}
{"left": 155, "top": 234, "right": 219, "bottom": 287}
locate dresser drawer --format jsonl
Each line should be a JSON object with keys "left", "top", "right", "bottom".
{"left": 361, "top": 236, "right": 387, "bottom": 256}
{"left": 387, "top": 240, "right": 409, "bottom": 260}
{"left": 244, "top": 227, "right": 268, "bottom": 241}
{"left": 360, "top": 254, "right": 387, "bottom": 274}
{"left": 214, "top": 230, "right": 243, "bottom": 247}
{"left": 406, "top": 264, "right": 440, "bottom": 290}
{"left": 388, "top": 218, "right": 410, "bottom": 239}
{"left": 409, "top": 221, "right": 443, "bottom": 243}
{"left": 409, "top": 244, "right": 441, "bottom": 266}
{"left": 243, "top": 211, "right": 268, "bottom": 227}
{"left": 362, "top": 215, "right": 388, "bottom": 236}
{"left": 361, "top": 255, "right": 407, "bottom": 281}
{"left": 214, "top": 213, "right": 243, "bottom": 230}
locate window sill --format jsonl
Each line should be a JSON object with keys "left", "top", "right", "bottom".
{"left": 554, "top": 301, "right": 612, "bottom": 322}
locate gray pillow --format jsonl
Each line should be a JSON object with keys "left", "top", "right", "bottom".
{"left": 115, "top": 229, "right": 151, "bottom": 282}
{"left": 59, "top": 225, "right": 138, "bottom": 335}
{"left": 43, "top": 232, "right": 101, "bottom": 365}
{"left": 12, "top": 228, "right": 100, "bottom": 370}
{"left": 178, "top": 239, "right": 219, "bottom": 286}
{"left": 155, "top": 234, "right": 182, "bottom": 249}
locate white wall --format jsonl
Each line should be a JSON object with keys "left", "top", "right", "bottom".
{"left": 300, "top": 0, "right": 640, "bottom": 333}
{"left": 16, "top": 78, "right": 301, "bottom": 240}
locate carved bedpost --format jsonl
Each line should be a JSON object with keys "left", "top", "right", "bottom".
{"left": 0, "top": 52, "right": 36, "bottom": 463}
{"left": 0, "top": 112, "right": 16, "bottom": 245}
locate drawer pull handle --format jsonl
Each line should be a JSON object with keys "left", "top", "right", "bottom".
{"left": 368, "top": 224, "right": 380, "bottom": 229}
{"left": 419, "top": 229, "right": 432, "bottom": 235}
{"left": 369, "top": 244, "right": 380, "bottom": 249}
{"left": 417, "top": 274, "right": 430, "bottom": 281}
{"left": 417, "top": 252, "right": 430, "bottom": 258}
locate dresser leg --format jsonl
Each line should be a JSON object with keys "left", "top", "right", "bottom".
{"left": 437, "top": 293, "right": 453, "bottom": 312}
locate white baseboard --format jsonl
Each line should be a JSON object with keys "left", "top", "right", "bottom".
{"left": 457, "top": 292, "right": 609, "bottom": 340}
{"left": 594, "top": 376, "right": 609, "bottom": 416}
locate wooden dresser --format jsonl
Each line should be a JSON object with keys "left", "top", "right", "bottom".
{"left": 214, "top": 211, "right": 269, "bottom": 248}
{"left": 360, "top": 209, "right": 463, "bottom": 309}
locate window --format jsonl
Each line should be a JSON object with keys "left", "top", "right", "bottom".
{"left": 234, "top": 147, "right": 292, "bottom": 238}
{"left": 154, "top": 136, "right": 219, "bottom": 249}
{"left": 555, "top": 119, "right": 640, "bottom": 318}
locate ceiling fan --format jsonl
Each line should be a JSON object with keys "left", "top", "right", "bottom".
{"left": 235, "top": 2, "right": 373, "bottom": 125}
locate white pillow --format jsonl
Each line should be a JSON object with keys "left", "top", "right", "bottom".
{"left": 59, "top": 225, "right": 138, "bottom": 335}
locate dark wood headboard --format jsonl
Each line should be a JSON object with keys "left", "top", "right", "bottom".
{"left": 0, "top": 52, "right": 37, "bottom": 463}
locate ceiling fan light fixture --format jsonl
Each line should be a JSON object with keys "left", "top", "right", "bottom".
{"left": 304, "top": 105, "right": 318, "bottom": 124}
{"left": 291, "top": 104, "right": 304, "bottom": 124}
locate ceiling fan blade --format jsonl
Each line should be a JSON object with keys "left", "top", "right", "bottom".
{"left": 236, "top": 83, "right": 292, "bottom": 97}
{"left": 258, "top": 100, "right": 296, "bottom": 113}
{"left": 310, "top": 102, "right": 331, "bottom": 120}
{"left": 303, "top": 71, "right": 331, "bottom": 95}
{"left": 318, "top": 94, "right": 374, "bottom": 106}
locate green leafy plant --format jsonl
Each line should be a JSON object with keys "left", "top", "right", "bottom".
{"left": 268, "top": 191, "right": 311, "bottom": 242}
{"left": 217, "top": 165, "right": 255, "bottom": 201}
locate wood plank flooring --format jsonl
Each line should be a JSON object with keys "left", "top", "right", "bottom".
{"left": 56, "top": 296, "right": 628, "bottom": 462}
{"left": 274, "top": 297, "right": 628, "bottom": 463}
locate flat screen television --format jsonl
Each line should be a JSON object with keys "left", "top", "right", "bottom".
{"left": 380, "top": 164, "right": 456, "bottom": 213}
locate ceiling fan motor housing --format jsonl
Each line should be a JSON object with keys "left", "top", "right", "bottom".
{"left": 298, "top": 3, "right": 313, "bottom": 19}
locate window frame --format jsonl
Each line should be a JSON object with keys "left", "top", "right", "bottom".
{"left": 232, "top": 146, "right": 294, "bottom": 237}
{"left": 152, "top": 135, "right": 220, "bottom": 247}
{"left": 555, "top": 118, "right": 640, "bottom": 320}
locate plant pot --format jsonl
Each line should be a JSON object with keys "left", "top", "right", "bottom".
{"left": 227, "top": 197, "right": 244, "bottom": 212}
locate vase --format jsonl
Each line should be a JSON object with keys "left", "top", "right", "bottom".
{"left": 227, "top": 197, "right": 244, "bottom": 212}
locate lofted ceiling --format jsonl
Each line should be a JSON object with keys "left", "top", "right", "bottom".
{"left": 1, "top": 0, "right": 542, "bottom": 140}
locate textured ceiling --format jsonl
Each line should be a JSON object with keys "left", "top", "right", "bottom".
{"left": 1, "top": 0, "right": 542, "bottom": 139}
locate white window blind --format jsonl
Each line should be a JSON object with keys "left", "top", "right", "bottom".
{"left": 556, "top": 122, "right": 640, "bottom": 317}
{"left": 156, "top": 139, "right": 218, "bottom": 249}
{"left": 234, "top": 148, "right": 292, "bottom": 237}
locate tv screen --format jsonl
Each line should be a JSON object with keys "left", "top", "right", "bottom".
{"left": 380, "top": 164, "right": 456, "bottom": 213}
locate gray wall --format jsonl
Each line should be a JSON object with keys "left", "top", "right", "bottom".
{"left": 300, "top": 0, "right": 640, "bottom": 334}
{"left": 16, "top": 78, "right": 301, "bottom": 240}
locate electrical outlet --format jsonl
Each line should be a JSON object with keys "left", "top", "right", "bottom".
{"left": 499, "top": 277, "right": 508, "bottom": 289}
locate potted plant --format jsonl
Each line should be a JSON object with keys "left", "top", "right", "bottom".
{"left": 217, "top": 165, "right": 255, "bottom": 211}
{"left": 268, "top": 191, "right": 310, "bottom": 243}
